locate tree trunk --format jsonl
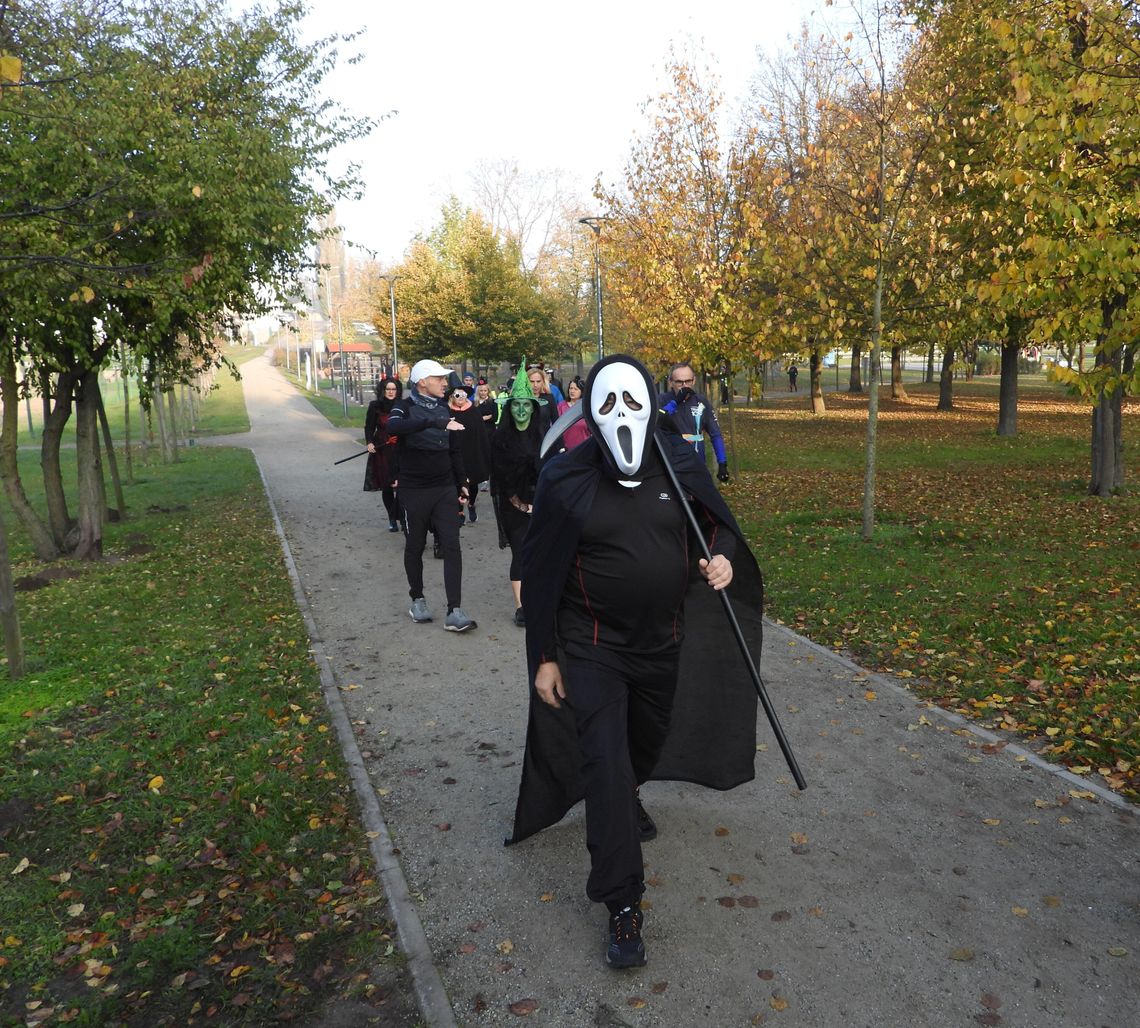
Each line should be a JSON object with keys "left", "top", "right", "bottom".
{"left": 0, "top": 350, "right": 59, "bottom": 560}
{"left": 725, "top": 375, "right": 739, "bottom": 477}
{"left": 890, "top": 344, "right": 908, "bottom": 401}
{"left": 96, "top": 382, "right": 126, "bottom": 517}
{"left": 848, "top": 339, "right": 864, "bottom": 392}
{"left": 73, "top": 369, "right": 106, "bottom": 560}
{"left": 122, "top": 352, "right": 134, "bottom": 485}
{"left": 925, "top": 340, "right": 935, "bottom": 384}
{"left": 937, "top": 344, "right": 955, "bottom": 411}
{"left": 1089, "top": 296, "right": 1126, "bottom": 496}
{"left": 165, "top": 385, "right": 181, "bottom": 462}
{"left": 809, "top": 346, "right": 826, "bottom": 415}
{"left": 153, "top": 382, "right": 170, "bottom": 463}
{"left": 41, "top": 371, "right": 77, "bottom": 551}
{"left": 0, "top": 503, "right": 24, "bottom": 679}
{"left": 862, "top": 275, "right": 883, "bottom": 541}
{"left": 996, "top": 320, "right": 1021, "bottom": 437}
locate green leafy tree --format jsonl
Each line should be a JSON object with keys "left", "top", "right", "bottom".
{"left": 374, "top": 199, "right": 558, "bottom": 371}
{"left": 973, "top": 0, "right": 1140, "bottom": 493}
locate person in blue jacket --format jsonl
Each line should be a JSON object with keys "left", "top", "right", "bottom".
{"left": 658, "top": 362, "right": 730, "bottom": 483}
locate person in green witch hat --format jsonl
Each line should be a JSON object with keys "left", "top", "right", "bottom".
{"left": 490, "top": 360, "right": 543, "bottom": 627}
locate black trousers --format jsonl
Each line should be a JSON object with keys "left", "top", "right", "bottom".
{"left": 381, "top": 485, "right": 402, "bottom": 524}
{"left": 562, "top": 648, "right": 680, "bottom": 910}
{"left": 401, "top": 484, "right": 462, "bottom": 608}
{"left": 501, "top": 502, "right": 530, "bottom": 580}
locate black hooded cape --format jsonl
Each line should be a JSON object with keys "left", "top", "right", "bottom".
{"left": 506, "top": 430, "right": 765, "bottom": 846}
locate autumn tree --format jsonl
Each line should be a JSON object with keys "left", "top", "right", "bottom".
{"left": 972, "top": 0, "right": 1140, "bottom": 493}
{"left": 2, "top": 0, "right": 368, "bottom": 560}
{"left": 372, "top": 199, "right": 559, "bottom": 371}
{"left": 598, "top": 54, "right": 757, "bottom": 392}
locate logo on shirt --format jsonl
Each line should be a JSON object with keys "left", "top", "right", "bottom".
{"left": 658, "top": 492, "right": 671, "bottom": 501}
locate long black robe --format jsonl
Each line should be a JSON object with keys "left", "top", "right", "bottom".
{"left": 507, "top": 430, "right": 765, "bottom": 845}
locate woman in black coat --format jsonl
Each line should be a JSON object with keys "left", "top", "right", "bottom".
{"left": 364, "top": 377, "right": 403, "bottom": 532}
{"left": 490, "top": 386, "right": 542, "bottom": 626}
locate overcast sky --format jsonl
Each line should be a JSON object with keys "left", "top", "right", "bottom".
{"left": 289, "top": 0, "right": 825, "bottom": 265}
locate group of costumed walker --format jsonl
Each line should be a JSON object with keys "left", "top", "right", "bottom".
{"left": 504, "top": 354, "right": 804, "bottom": 968}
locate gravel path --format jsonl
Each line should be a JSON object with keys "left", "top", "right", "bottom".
{"left": 214, "top": 354, "right": 1138, "bottom": 1027}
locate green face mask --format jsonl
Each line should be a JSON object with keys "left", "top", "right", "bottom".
{"left": 510, "top": 399, "right": 532, "bottom": 431}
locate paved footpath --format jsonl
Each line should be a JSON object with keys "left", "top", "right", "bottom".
{"left": 215, "top": 354, "right": 1137, "bottom": 1027}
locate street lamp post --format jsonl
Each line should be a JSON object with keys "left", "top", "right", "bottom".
{"left": 578, "top": 216, "right": 609, "bottom": 363}
{"left": 377, "top": 274, "right": 399, "bottom": 377}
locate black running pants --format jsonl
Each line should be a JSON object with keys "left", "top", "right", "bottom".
{"left": 401, "top": 484, "right": 462, "bottom": 608}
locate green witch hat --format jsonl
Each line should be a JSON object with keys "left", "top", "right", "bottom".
{"left": 511, "top": 359, "right": 540, "bottom": 404}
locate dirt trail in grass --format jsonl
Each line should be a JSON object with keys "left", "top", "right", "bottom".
{"left": 212, "top": 353, "right": 1139, "bottom": 1027}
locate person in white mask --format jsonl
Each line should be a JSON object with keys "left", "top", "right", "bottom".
{"left": 505, "top": 354, "right": 767, "bottom": 970}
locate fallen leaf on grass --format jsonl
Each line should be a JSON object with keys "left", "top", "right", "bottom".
{"left": 864, "top": 690, "right": 877, "bottom": 702}
{"left": 508, "top": 998, "right": 538, "bottom": 1016}
{"left": 11, "top": 858, "right": 30, "bottom": 875}
{"left": 147, "top": 775, "right": 164, "bottom": 792}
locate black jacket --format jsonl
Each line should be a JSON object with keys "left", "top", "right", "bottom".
{"left": 387, "top": 392, "right": 466, "bottom": 491}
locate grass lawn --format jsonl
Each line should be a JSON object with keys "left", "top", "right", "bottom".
{"left": 14, "top": 345, "right": 263, "bottom": 447}
{"left": 725, "top": 381, "right": 1138, "bottom": 802}
{"left": 0, "top": 414, "right": 409, "bottom": 1022}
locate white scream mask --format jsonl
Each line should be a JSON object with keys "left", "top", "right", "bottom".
{"left": 585, "top": 356, "right": 657, "bottom": 483}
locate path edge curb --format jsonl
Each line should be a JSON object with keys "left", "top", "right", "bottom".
{"left": 764, "top": 618, "right": 1136, "bottom": 816}
{"left": 252, "top": 452, "right": 459, "bottom": 1028}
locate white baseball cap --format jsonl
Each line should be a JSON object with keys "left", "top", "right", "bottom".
{"left": 409, "top": 359, "right": 452, "bottom": 383}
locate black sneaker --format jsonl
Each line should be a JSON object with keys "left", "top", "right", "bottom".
{"left": 636, "top": 795, "right": 657, "bottom": 842}
{"left": 606, "top": 906, "right": 646, "bottom": 969}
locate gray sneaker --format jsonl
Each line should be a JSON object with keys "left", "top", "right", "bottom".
{"left": 444, "top": 607, "right": 476, "bottom": 632}
{"left": 409, "top": 597, "right": 432, "bottom": 623}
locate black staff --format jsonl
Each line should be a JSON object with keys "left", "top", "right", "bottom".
{"left": 653, "top": 432, "right": 806, "bottom": 789}
{"left": 333, "top": 449, "right": 369, "bottom": 466}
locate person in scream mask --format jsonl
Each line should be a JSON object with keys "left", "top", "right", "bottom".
{"left": 490, "top": 365, "right": 542, "bottom": 626}
{"left": 507, "top": 354, "right": 766, "bottom": 970}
